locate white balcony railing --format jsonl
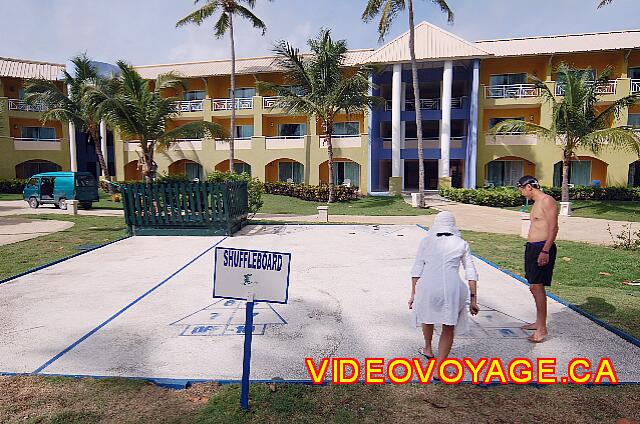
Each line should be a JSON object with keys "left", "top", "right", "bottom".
{"left": 212, "top": 97, "right": 253, "bottom": 111}
{"left": 13, "top": 137, "right": 60, "bottom": 142}
{"left": 631, "top": 79, "right": 640, "bottom": 94}
{"left": 485, "top": 84, "right": 539, "bottom": 99}
{"left": 319, "top": 134, "right": 362, "bottom": 148}
{"left": 555, "top": 80, "right": 617, "bottom": 96}
{"left": 265, "top": 135, "right": 305, "bottom": 150}
{"left": 8, "top": 99, "right": 48, "bottom": 112}
{"left": 384, "top": 97, "right": 464, "bottom": 111}
{"left": 262, "top": 96, "right": 282, "bottom": 108}
{"left": 172, "top": 100, "right": 204, "bottom": 112}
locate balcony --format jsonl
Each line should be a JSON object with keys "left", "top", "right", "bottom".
{"left": 172, "top": 100, "right": 204, "bottom": 113}
{"left": 13, "top": 137, "right": 61, "bottom": 150}
{"left": 319, "top": 134, "right": 362, "bottom": 149}
{"left": 215, "top": 138, "right": 252, "bottom": 150}
{"left": 632, "top": 79, "right": 640, "bottom": 94}
{"left": 382, "top": 136, "right": 464, "bottom": 150}
{"left": 262, "top": 96, "right": 282, "bottom": 109}
{"left": 485, "top": 133, "right": 538, "bottom": 146}
{"left": 8, "top": 99, "right": 48, "bottom": 112}
{"left": 384, "top": 97, "right": 464, "bottom": 111}
{"left": 125, "top": 139, "right": 204, "bottom": 151}
{"left": 211, "top": 97, "right": 253, "bottom": 111}
{"left": 265, "top": 135, "right": 305, "bottom": 150}
{"left": 484, "top": 84, "right": 539, "bottom": 99}
{"left": 555, "top": 80, "right": 617, "bottom": 96}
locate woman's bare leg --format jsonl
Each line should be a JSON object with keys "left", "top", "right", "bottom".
{"left": 421, "top": 324, "right": 434, "bottom": 356}
{"left": 437, "top": 324, "right": 455, "bottom": 363}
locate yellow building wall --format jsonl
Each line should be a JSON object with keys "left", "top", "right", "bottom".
{"left": 263, "top": 116, "right": 307, "bottom": 137}
{"left": 483, "top": 107, "right": 541, "bottom": 131}
{"left": 552, "top": 51, "right": 626, "bottom": 78}
{"left": 480, "top": 57, "right": 549, "bottom": 85}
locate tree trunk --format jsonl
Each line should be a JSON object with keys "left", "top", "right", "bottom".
{"left": 408, "top": 0, "right": 425, "bottom": 206}
{"left": 562, "top": 150, "right": 571, "bottom": 203}
{"left": 325, "top": 119, "right": 335, "bottom": 203}
{"left": 140, "top": 140, "right": 157, "bottom": 184}
{"left": 228, "top": 12, "right": 236, "bottom": 174}
{"left": 88, "top": 125, "right": 113, "bottom": 195}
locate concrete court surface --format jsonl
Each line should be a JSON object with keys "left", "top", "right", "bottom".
{"left": 0, "top": 224, "right": 638, "bottom": 383}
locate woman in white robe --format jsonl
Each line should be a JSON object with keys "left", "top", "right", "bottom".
{"left": 408, "top": 211, "right": 479, "bottom": 365}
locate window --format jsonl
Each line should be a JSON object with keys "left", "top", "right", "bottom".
{"left": 234, "top": 125, "right": 254, "bottom": 139}
{"left": 183, "top": 90, "right": 206, "bottom": 101}
{"left": 75, "top": 175, "right": 96, "bottom": 187}
{"left": 628, "top": 113, "right": 640, "bottom": 129}
{"left": 234, "top": 162, "right": 252, "bottom": 175}
{"left": 553, "top": 160, "right": 592, "bottom": 187}
{"left": 629, "top": 67, "right": 640, "bottom": 80}
{"left": 230, "top": 87, "right": 256, "bottom": 98}
{"left": 332, "top": 162, "right": 360, "bottom": 186}
{"left": 488, "top": 117, "right": 525, "bottom": 133}
{"left": 489, "top": 73, "right": 527, "bottom": 86}
{"left": 278, "top": 161, "right": 304, "bottom": 183}
{"left": 629, "top": 161, "right": 640, "bottom": 187}
{"left": 486, "top": 160, "right": 524, "bottom": 187}
{"left": 20, "top": 127, "right": 56, "bottom": 141}
{"left": 278, "top": 123, "right": 306, "bottom": 137}
{"left": 185, "top": 162, "right": 202, "bottom": 181}
{"left": 333, "top": 122, "right": 359, "bottom": 136}
{"left": 27, "top": 178, "right": 38, "bottom": 187}
{"left": 556, "top": 69, "right": 597, "bottom": 85}
{"left": 15, "top": 161, "right": 61, "bottom": 179}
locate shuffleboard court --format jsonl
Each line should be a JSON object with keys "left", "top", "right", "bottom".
{"left": 1, "top": 225, "right": 638, "bottom": 383}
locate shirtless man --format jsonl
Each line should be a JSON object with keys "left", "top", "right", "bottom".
{"left": 517, "top": 176, "right": 559, "bottom": 343}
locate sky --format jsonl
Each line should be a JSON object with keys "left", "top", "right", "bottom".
{"left": 3, "top": 0, "right": 640, "bottom": 67}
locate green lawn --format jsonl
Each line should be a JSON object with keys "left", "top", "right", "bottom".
{"left": 462, "top": 230, "right": 640, "bottom": 339}
{"left": 1, "top": 376, "right": 638, "bottom": 423}
{"left": 92, "top": 190, "right": 124, "bottom": 210}
{"left": 0, "top": 214, "right": 127, "bottom": 280}
{"left": 0, "top": 193, "right": 23, "bottom": 201}
{"left": 507, "top": 200, "right": 640, "bottom": 222}
{"left": 260, "top": 194, "right": 436, "bottom": 216}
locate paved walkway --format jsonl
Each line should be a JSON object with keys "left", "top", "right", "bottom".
{"left": 256, "top": 201, "right": 637, "bottom": 245}
{"left": 1, "top": 225, "right": 637, "bottom": 382}
{"left": 0, "top": 218, "right": 74, "bottom": 246}
{"left": 0, "top": 201, "right": 123, "bottom": 217}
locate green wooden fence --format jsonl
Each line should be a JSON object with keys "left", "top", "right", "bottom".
{"left": 121, "top": 181, "right": 249, "bottom": 236}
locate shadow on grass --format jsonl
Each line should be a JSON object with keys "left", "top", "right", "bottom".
{"left": 576, "top": 297, "right": 617, "bottom": 316}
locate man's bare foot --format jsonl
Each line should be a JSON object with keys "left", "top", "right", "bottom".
{"left": 521, "top": 323, "right": 538, "bottom": 330}
{"left": 527, "top": 328, "right": 548, "bottom": 343}
{"left": 419, "top": 347, "right": 434, "bottom": 358}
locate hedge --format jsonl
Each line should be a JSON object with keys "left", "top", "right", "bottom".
{"left": 263, "top": 181, "right": 359, "bottom": 202}
{"left": 439, "top": 185, "right": 640, "bottom": 207}
{"left": 207, "top": 171, "right": 264, "bottom": 214}
{"left": 0, "top": 179, "right": 27, "bottom": 194}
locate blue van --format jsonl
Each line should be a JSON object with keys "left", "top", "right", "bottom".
{"left": 23, "top": 172, "right": 99, "bottom": 209}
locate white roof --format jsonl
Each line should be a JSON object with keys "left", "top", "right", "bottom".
{"left": 135, "top": 49, "right": 374, "bottom": 79}
{"left": 365, "top": 21, "right": 492, "bottom": 64}
{"left": 476, "top": 29, "right": 640, "bottom": 57}
{"left": 0, "top": 57, "right": 65, "bottom": 80}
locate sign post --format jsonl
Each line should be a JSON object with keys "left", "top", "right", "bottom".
{"left": 213, "top": 247, "right": 291, "bottom": 411}
{"left": 240, "top": 292, "right": 255, "bottom": 411}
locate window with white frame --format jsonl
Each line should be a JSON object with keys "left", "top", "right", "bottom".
{"left": 553, "top": 160, "right": 593, "bottom": 187}
{"left": 489, "top": 73, "right": 527, "bottom": 86}
{"left": 332, "top": 161, "right": 360, "bottom": 186}
{"left": 183, "top": 90, "right": 206, "bottom": 101}
{"left": 278, "top": 161, "right": 304, "bottom": 183}
{"left": 629, "top": 67, "right": 640, "bottom": 80}
{"left": 333, "top": 122, "right": 359, "bottom": 136}
{"left": 234, "top": 125, "right": 254, "bottom": 139}
{"left": 230, "top": 87, "right": 256, "bottom": 98}
{"left": 234, "top": 162, "right": 252, "bottom": 175}
{"left": 20, "top": 127, "right": 56, "bottom": 141}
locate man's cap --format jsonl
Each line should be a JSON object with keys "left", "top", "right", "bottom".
{"left": 516, "top": 175, "right": 540, "bottom": 189}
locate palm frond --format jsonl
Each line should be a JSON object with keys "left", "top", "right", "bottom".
{"left": 488, "top": 119, "right": 555, "bottom": 140}
{"left": 429, "top": 0, "right": 454, "bottom": 23}
{"left": 234, "top": 4, "right": 267, "bottom": 35}
{"left": 176, "top": 1, "right": 220, "bottom": 27}
{"left": 157, "top": 121, "right": 227, "bottom": 147}
{"left": 597, "top": 0, "right": 613, "bottom": 8}
{"left": 581, "top": 127, "right": 640, "bottom": 156}
{"left": 214, "top": 12, "right": 231, "bottom": 37}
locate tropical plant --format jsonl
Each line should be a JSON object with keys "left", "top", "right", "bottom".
{"left": 176, "top": 0, "right": 270, "bottom": 173}
{"left": 86, "top": 61, "right": 226, "bottom": 182}
{"left": 362, "top": 0, "right": 454, "bottom": 204}
{"left": 597, "top": 0, "right": 614, "bottom": 7}
{"left": 24, "top": 54, "right": 113, "bottom": 189}
{"left": 257, "top": 29, "right": 382, "bottom": 202}
{"left": 489, "top": 64, "right": 640, "bottom": 204}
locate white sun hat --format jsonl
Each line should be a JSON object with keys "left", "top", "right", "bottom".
{"left": 429, "top": 211, "right": 461, "bottom": 237}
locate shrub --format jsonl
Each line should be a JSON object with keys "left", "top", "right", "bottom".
{"left": 0, "top": 179, "right": 28, "bottom": 193}
{"left": 207, "top": 171, "right": 264, "bottom": 214}
{"left": 156, "top": 172, "right": 189, "bottom": 183}
{"left": 263, "top": 181, "right": 359, "bottom": 202}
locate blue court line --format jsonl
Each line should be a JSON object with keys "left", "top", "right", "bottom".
{"left": 0, "top": 235, "right": 131, "bottom": 286}
{"left": 32, "top": 237, "right": 228, "bottom": 374}
{"left": 415, "top": 224, "right": 640, "bottom": 349}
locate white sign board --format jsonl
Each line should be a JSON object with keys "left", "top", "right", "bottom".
{"left": 213, "top": 247, "right": 291, "bottom": 304}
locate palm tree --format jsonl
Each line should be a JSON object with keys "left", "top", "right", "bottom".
{"left": 87, "top": 61, "right": 226, "bottom": 182}
{"left": 24, "top": 55, "right": 113, "bottom": 189}
{"left": 177, "top": 0, "right": 270, "bottom": 174}
{"left": 597, "top": 0, "right": 614, "bottom": 7}
{"left": 363, "top": 0, "right": 453, "bottom": 204}
{"left": 257, "top": 29, "right": 383, "bottom": 202}
{"left": 490, "top": 64, "right": 640, "bottom": 207}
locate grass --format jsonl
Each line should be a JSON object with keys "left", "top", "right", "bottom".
{"left": 1, "top": 377, "right": 638, "bottom": 423}
{"left": 507, "top": 200, "right": 640, "bottom": 222}
{"left": 0, "top": 214, "right": 127, "bottom": 280}
{"left": 0, "top": 193, "right": 23, "bottom": 201}
{"left": 92, "top": 191, "right": 124, "bottom": 210}
{"left": 260, "top": 194, "right": 436, "bottom": 216}
{"left": 462, "top": 229, "right": 640, "bottom": 339}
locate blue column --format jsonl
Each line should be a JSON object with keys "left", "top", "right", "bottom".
{"left": 465, "top": 59, "right": 480, "bottom": 189}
